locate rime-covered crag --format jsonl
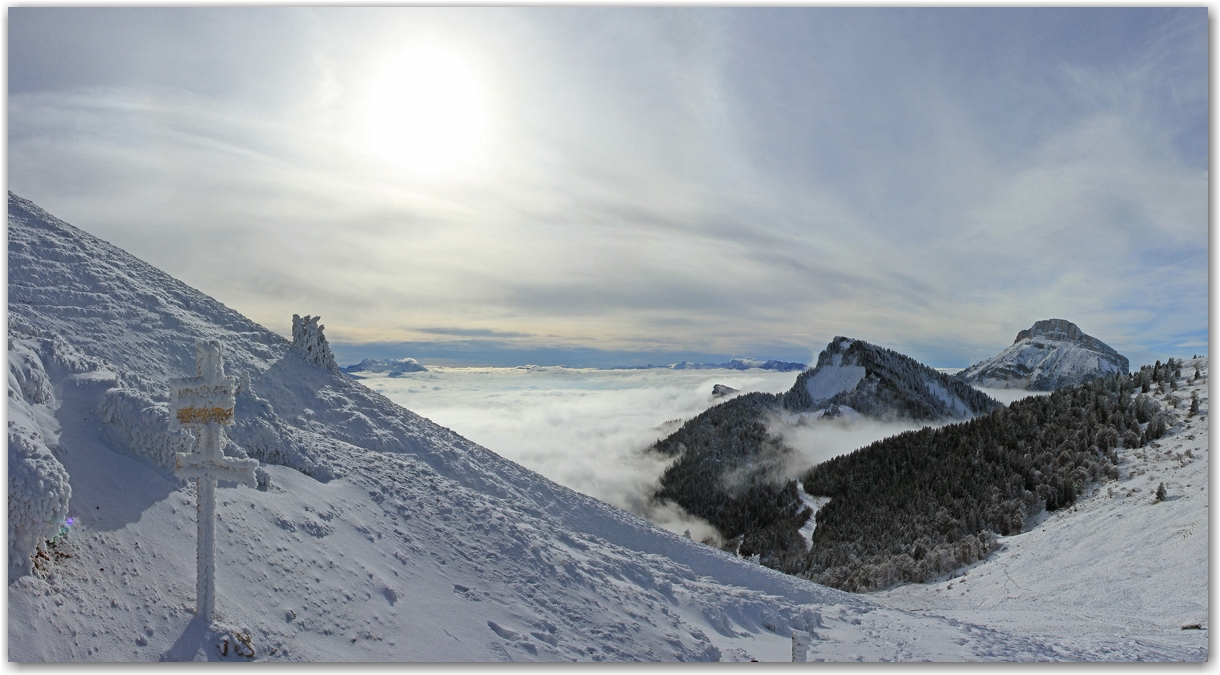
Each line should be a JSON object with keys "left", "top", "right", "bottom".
{"left": 956, "top": 319, "right": 1130, "bottom": 390}
{"left": 650, "top": 338, "right": 1000, "bottom": 564}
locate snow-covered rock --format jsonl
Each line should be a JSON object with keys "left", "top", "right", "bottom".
{"left": 8, "top": 338, "right": 71, "bottom": 577}
{"left": 291, "top": 315, "right": 337, "bottom": 372}
{"left": 956, "top": 319, "right": 1130, "bottom": 390}
{"left": 782, "top": 337, "right": 999, "bottom": 421}
{"left": 711, "top": 384, "right": 739, "bottom": 398}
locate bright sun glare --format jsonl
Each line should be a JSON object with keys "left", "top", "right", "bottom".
{"left": 367, "top": 47, "right": 484, "bottom": 174}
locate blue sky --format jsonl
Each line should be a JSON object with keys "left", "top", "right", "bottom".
{"left": 8, "top": 8, "right": 1208, "bottom": 368}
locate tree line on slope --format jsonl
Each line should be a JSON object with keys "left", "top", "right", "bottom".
{"left": 650, "top": 392, "right": 812, "bottom": 556}
{"left": 785, "top": 360, "right": 1182, "bottom": 591}
{"left": 651, "top": 358, "right": 1185, "bottom": 592}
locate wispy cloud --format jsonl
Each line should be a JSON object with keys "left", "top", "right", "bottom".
{"left": 8, "top": 8, "right": 1206, "bottom": 368}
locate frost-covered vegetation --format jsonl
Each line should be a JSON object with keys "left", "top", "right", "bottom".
{"left": 651, "top": 339, "right": 1190, "bottom": 594}
{"left": 788, "top": 360, "right": 1185, "bottom": 591}
{"left": 8, "top": 337, "right": 71, "bottom": 575}
{"left": 650, "top": 392, "right": 807, "bottom": 555}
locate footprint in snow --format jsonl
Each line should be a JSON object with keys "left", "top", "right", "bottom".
{"left": 487, "top": 621, "right": 520, "bottom": 640}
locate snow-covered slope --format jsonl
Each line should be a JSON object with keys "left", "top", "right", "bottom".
{"left": 782, "top": 337, "right": 999, "bottom": 421}
{"left": 883, "top": 357, "right": 1209, "bottom": 660}
{"left": 956, "top": 319, "right": 1130, "bottom": 390}
{"left": 6, "top": 193, "right": 1203, "bottom": 661}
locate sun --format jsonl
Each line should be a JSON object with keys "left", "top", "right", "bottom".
{"left": 366, "top": 47, "right": 484, "bottom": 173}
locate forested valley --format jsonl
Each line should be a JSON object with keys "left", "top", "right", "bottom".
{"left": 651, "top": 359, "right": 1191, "bottom": 592}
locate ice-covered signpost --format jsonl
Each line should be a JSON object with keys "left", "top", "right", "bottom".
{"left": 791, "top": 630, "right": 812, "bottom": 662}
{"left": 170, "top": 339, "right": 258, "bottom": 622}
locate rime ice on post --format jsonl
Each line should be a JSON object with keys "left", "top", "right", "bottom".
{"left": 170, "top": 339, "right": 258, "bottom": 622}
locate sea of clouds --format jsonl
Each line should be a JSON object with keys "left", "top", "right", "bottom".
{"left": 358, "top": 367, "right": 1044, "bottom": 540}
{"left": 358, "top": 366, "right": 796, "bottom": 539}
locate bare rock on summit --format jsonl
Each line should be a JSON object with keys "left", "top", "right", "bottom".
{"left": 711, "top": 384, "right": 739, "bottom": 398}
{"left": 956, "top": 319, "right": 1129, "bottom": 391}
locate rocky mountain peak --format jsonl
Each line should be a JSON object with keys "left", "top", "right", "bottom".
{"left": 959, "top": 319, "right": 1129, "bottom": 391}
{"left": 1014, "top": 319, "right": 1120, "bottom": 356}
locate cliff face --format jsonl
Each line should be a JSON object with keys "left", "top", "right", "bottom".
{"left": 957, "top": 319, "right": 1130, "bottom": 391}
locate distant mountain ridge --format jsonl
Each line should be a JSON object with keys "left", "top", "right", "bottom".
{"left": 609, "top": 358, "right": 807, "bottom": 372}
{"left": 341, "top": 357, "right": 427, "bottom": 376}
{"left": 673, "top": 358, "right": 807, "bottom": 372}
{"left": 956, "top": 319, "right": 1129, "bottom": 391}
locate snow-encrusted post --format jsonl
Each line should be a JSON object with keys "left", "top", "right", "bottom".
{"left": 170, "top": 340, "right": 258, "bottom": 622}
{"left": 791, "top": 630, "right": 812, "bottom": 662}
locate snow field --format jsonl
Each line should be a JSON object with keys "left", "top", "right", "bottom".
{"left": 881, "top": 357, "right": 1209, "bottom": 661}
{"left": 802, "top": 364, "right": 866, "bottom": 404}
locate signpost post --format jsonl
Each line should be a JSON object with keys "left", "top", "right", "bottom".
{"left": 170, "top": 339, "right": 258, "bottom": 622}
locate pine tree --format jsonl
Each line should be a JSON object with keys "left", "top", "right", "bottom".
{"left": 1156, "top": 482, "right": 1167, "bottom": 502}
{"left": 1190, "top": 392, "right": 1199, "bottom": 416}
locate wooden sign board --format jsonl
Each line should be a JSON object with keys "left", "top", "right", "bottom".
{"left": 169, "top": 377, "right": 236, "bottom": 431}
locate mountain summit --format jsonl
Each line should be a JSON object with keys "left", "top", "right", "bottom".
{"left": 781, "top": 337, "right": 1000, "bottom": 420}
{"left": 956, "top": 319, "right": 1129, "bottom": 391}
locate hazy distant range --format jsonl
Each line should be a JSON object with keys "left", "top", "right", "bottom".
{"left": 329, "top": 340, "right": 814, "bottom": 370}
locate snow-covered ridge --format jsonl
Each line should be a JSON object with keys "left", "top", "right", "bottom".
{"left": 957, "top": 319, "right": 1130, "bottom": 390}
{"left": 782, "top": 336, "right": 999, "bottom": 421}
